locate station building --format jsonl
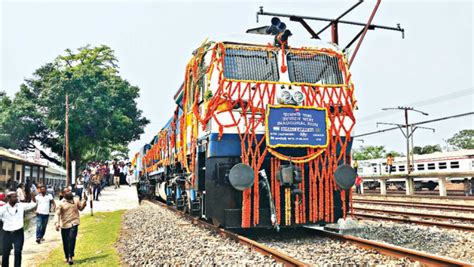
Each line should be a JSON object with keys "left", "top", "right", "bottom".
{"left": 0, "top": 147, "right": 66, "bottom": 189}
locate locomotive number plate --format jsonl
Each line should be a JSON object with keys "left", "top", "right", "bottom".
{"left": 265, "top": 105, "right": 329, "bottom": 149}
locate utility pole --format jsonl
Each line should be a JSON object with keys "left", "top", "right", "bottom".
{"left": 409, "top": 124, "right": 435, "bottom": 169}
{"left": 65, "top": 94, "right": 70, "bottom": 187}
{"left": 377, "top": 106, "right": 432, "bottom": 195}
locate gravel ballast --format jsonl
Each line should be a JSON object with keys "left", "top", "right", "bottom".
{"left": 253, "top": 229, "right": 413, "bottom": 266}
{"left": 351, "top": 219, "right": 474, "bottom": 264}
{"left": 117, "top": 202, "right": 279, "bottom": 266}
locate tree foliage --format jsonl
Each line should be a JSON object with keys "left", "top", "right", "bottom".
{"left": 447, "top": 129, "right": 474, "bottom": 150}
{"left": 352, "top": 145, "right": 403, "bottom": 160}
{"left": 412, "top": 144, "right": 442, "bottom": 155}
{"left": 0, "top": 45, "right": 149, "bottom": 167}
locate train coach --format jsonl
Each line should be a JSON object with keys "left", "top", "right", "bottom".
{"left": 358, "top": 149, "right": 474, "bottom": 191}
{"left": 134, "top": 19, "right": 359, "bottom": 230}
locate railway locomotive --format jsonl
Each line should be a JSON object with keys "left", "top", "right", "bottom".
{"left": 132, "top": 7, "right": 403, "bottom": 229}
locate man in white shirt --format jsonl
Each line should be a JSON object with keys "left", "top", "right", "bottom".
{"left": 0, "top": 191, "right": 36, "bottom": 267}
{"left": 123, "top": 163, "right": 130, "bottom": 186}
{"left": 16, "top": 183, "right": 25, "bottom": 202}
{"left": 33, "top": 184, "right": 56, "bottom": 244}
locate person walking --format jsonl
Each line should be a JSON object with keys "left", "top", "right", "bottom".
{"left": 463, "top": 178, "right": 471, "bottom": 197}
{"left": 16, "top": 184, "right": 25, "bottom": 202}
{"left": 82, "top": 170, "right": 90, "bottom": 189}
{"left": 100, "top": 163, "right": 107, "bottom": 190}
{"left": 91, "top": 173, "right": 101, "bottom": 201}
{"left": 108, "top": 162, "right": 115, "bottom": 186}
{"left": 31, "top": 181, "right": 38, "bottom": 195}
{"left": 470, "top": 178, "right": 474, "bottom": 196}
{"left": 355, "top": 176, "right": 362, "bottom": 194}
{"left": 75, "top": 177, "right": 84, "bottom": 201}
{"left": 54, "top": 188, "right": 87, "bottom": 265}
{"left": 386, "top": 154, "right": 394, "bottom": 174}
{"left": 113, "top": 164, "right": 120, "bottom": 189}
{"left": 352, "top": 160, "right": 359, "bottom": 176}
{"left": 126, "top": 170, "right": 134, "bottom": 187}
{"left": 0, "top": 191, "right": 36, "bottom": 267}
{"left": 33, "top": 184, "right": 56, "bottom": 244}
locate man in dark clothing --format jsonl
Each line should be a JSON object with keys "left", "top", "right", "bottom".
{"left": 113, "top": 164, "right": 121, "bottom": 189}
{"left": 91, "top": 174, "right": 101, "bottom": 201}
{"left": 55, "top": 188, "right": 87, "bottom": 265}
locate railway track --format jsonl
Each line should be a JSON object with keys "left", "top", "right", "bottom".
{"left": 353, "top": 207, "right": 474, "bottom": 223}
{"left": 307, "top": 228, "right": 472, "bottom": 267}
{"left": 352, "top": 198, "right": 474, "bottom": 231}
{"left": 353, "top": 199, "right": 474, "bottom": 212}
{"left": 363, "top": 189, "right": 471, "bottom": 197}
{"left": 351, "top": 212, "right": 474, "bottom": 231}
{"left": 147, "top": 199, "right": 472, "bottom": 266}
{"left": 147, "top": 199, "right": 306, "bottom": 266}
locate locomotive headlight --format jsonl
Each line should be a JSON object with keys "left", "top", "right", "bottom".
{"left": 292, "top": 91, "right": 305, "bottom": 105}
{"left": 278, "top": 89, "right": 292, "bottom": 104}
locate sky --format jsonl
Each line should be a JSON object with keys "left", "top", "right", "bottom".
{"left": 1, "top": 0, "right": 473, "bottom": 159}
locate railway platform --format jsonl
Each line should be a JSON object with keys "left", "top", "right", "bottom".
{"left": 18, "top": 185, "right": 138, "bottom": 267}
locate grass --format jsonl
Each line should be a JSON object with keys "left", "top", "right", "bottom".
{"left": 40, "top": 210, "right": 124, "bottom": 266}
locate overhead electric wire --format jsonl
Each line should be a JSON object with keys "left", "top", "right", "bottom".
{"left": 356, "top": 86, "right": 474, "bottom": 123}
{"left": 354, "top": 112, "right": 474, "bottom": 138}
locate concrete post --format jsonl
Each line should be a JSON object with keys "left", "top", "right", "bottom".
{"left": 360, "top": 179, "right": 365, "bottom": 194}
{"left": 71, "top": 161, "right": 76, "bottom": 186}
{"left": 438, "top": 177, "right": 447, "bottom": 197}
{"left": 406, "top": 177, "right": 414, "bottom": 195}
{"left": 21, "top": 164, "right": 25, "bottom": 183}
{"left": 380, "top": 179, "right": 387, "bottom": 195}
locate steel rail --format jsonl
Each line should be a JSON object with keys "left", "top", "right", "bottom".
{"left": 147, "top": 200, "right": 308, "bottom": 267}
{"left": 147, "top": 199, "right": 472, "bottom": 266}
{"left": 353, "top": 199, "right": 474, "bottom": 212}
{"left": 362, "top": 189, "right": 469, "bottom": 197}
{"left": 361, "top": 193, "right": 473, "bottom": 200}
{"left": 353, "top": 207, "right": 474, "bottom": 223}
{"left": 351, "top": 212, "right": 474, "bottom": 231}
{"left": 308, "top": 228, "right": 473, "bottom": 267}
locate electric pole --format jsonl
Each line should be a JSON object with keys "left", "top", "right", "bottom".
{"left": 377, "top": 106, "right": 433, "bottom": 195}
{"left": 377, "top": 106, "right": 430, "bottom": 175}
{"left": 65, "top": 94, "right": 70, "bottom": 187}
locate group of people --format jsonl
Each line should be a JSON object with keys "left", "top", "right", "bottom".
{"left": 6, "top": 178, "right": 60, "bottom": 203}
{"left": 77, "top": 161, "right": 134, "bottom": 202}
{"left": 0, "top": 159, "right": 137, "bottom": 266}
{"left": 0, "top": 185, "right": 87, "bottom": 266}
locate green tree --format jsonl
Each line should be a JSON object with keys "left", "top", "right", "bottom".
{"left": 447, "top": 129, "right": 474, "bottom": 149}
{"left": 386, "top": 150, "right": 403, "bottom": 158}
{"left": 353, "top": 145, "right": 404, "bottom": 160}
{"left": 0, "top": 45, "right": 149, "bottom": 168}
{"left": 412, "top": 144, "right": 442, "bottom": 155}
{"left": 352, "top": 145, "right": 386, "bottom": 160}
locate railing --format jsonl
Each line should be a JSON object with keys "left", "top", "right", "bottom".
{"left": 360, "top": 171, "right": 474, "bottom": 179}
{"left": 358, "top": 171, "right": 474, "bottom": 197}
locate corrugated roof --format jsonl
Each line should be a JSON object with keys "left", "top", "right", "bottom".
{"left": 46, "top": 166, "right": 66, "bottom": 175}
{"left": 0, "top": 148, "right": 46, "bottom": 167}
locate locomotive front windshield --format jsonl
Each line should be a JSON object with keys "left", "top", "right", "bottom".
{"left": 223, "top": 48, "right": 279, "bottom": 81}
{"left": 287, "top": 52, "right": 344, "bottom": 85}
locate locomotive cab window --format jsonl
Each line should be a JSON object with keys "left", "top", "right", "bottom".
{"left": 223, "top": 48, "right": 279, "bottom": 82}
{"left": 287, "top": 52, "right": 344, "bottom": 84}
